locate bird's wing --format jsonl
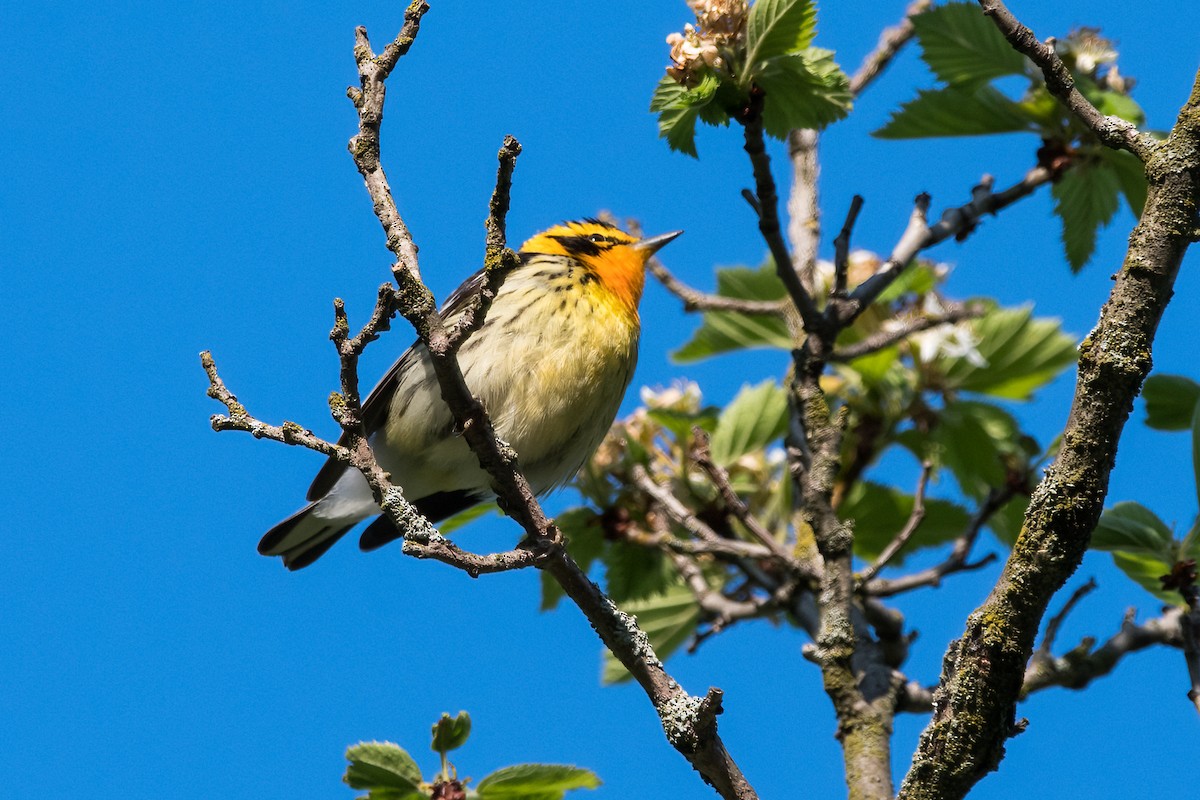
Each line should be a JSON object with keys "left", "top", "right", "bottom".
{"left": 305, "top": 269, "right": 489, "bottom": 501}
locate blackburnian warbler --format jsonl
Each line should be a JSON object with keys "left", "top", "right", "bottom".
{"left": 260, "top": 219, "right": 681, "bottom": 569}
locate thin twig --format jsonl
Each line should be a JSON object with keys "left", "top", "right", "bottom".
{"left": 864, "top": 487, "right": 1014, "bottom": 597}
{"left": 689, "top": 429, "right": 812, "bottom": 576}
{"left": 834, "top": 167, "right": 1052, "bottom": 327}
{"left": 785, "top": 129, "right": 821, "bottom": 292}
{"left": 830, "top": 302, "right": 986, "bottom": 362}
{"left": 646, "top": 258, "right": 788, "bottom": 315}
{"left": 631, "top": 465, "right": 727, "bottom": 548}
{"left": 740, "top": 92, "right": 820, "bottom": 330}
{"left": 832, "top": 195, "right": 865, "bottom": 296}
{"left": 1021, "top": 606, "right": 1187, "bottom": 697}
{"left": 667, "top": 548, "right": 763, "bottom": 623}
{"left": 858, "top": 462, "right": 932, "bottom": 584}
{"left": 446, "top": 135, "right": 523, "bottom": 349}
{"left": 1036, "top": 578, "right": 1098, "bottom": 658}
{"left": 976, "top": 0, "right": 1154, "bottom": 160}
{"left": 848, "top": 0, "right": 932, "bottom": 96}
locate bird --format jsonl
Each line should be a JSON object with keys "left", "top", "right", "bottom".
{"left": 259, "top": 218, "right": 682, "bottom": 569}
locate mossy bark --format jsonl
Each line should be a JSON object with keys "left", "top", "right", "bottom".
{"left": 898, "top": 70, "right": 1200, "bottom": 800}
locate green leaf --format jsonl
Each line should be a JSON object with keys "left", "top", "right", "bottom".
{"left": 647, "top": 405, "right": 720, "bottom": 440}
{"left": 838, "top": 481, "right": 972, "bottom": 564}
{"left": 1142, "top": 374, "right": 1200, "bottom": 431}
{"left": 924, "top": 401, "right": 1029, "bottom": 499}
{"left": 875, "top": 261, "right": 938, "bottom": 303}
{"left": 431, "top": 711, "right": 471, "bottom": 755}
{"left": 911, "top": 2, "right": 1027, "bottom": 85}
{"left": 986, "top": 494, "right": 1030, "bottom": 547}
{"left": 1099, "top": 148, "right": 1147, "bottom": 217}
{"left": 709, "top": 380, "right": 789, "bottom": 465}
{"left": 744, "top": 0, "right": 817, "bottom": 70}
{"left": 756, "top": 48, "right": 852, "bottom": 136}
{"left": 1080, "top": 79, "right": 1146, "bottom": 126}
{"left": 344, "top": 742, "right": 424, "bottom": 792}
{"left": 874, "top": 85, "right": 1034, "bottom": 139}
{"left": 1092, "top": 502, "right": 1174, "bottom": 556}
{"left": 541, "top": 509, "right": 607, "bottom": 610}
{"left": 1192, "top": 400, "right": 1200, "bottom": 511}
{"left": 841, "top": 345, "right": 903, "bottom": 386}
{"left": 1051, "top": 161, "right": 1121, "bottom": 271}
{"left": 602, "top": 582, "right": 700, "bottom": 684}
{"left": 650, "top": 77, "right": 700, "bottom": 157}
{"left": 476, "top": 764, "right": 601, "bottom": 799}
{"left": 673, "top": 263, "right": 791, "bottom": 362}
{"left": 1110, "top": 550, "right": 1187, "bottom": 606}
{"left": 605, "top": 540, "right": 675, "bottom": 603}
{"left": 940, "top": 306, "right": 1077, "bottom": 400}
{"left": 438, "top": 502, "right": 494, "bottom": 534}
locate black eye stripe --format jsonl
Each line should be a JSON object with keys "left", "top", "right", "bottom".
{"left": 550, "top": 234, "right": 617, "bottom": 256}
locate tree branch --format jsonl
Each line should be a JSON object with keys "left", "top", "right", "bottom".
{"left": 863, "top": 488, "right": 1011, "bottom": 598}
{"left": 831, "top": 302, "right": 986, "bottom": 362}
{"left": 446, "top": 135, "right": 523, "bottom": 349}
{"left": 647, "top": 256, "right": 788, "bottom": 315}
{"left": 898, "top": 67, "right": 1199, "bottom": 800}
{"left": 848, "top": 0, "right": 931, "bottom": 96}
{"left": 858, "top": 462, "right": 932, "bottom": 585}
{"left": 833, "top": 168, "right": 1052, "bottom": 328}
{"left": 740, "top": 92, "right": 821, "bottom": 330}
{"left": 976, "top": 0, "right": 1154, "bottom": 159}
{"left": 1022, "top": 606, "right": 1187, "bottom": 696}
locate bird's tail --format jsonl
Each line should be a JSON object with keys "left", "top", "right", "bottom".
{"left": 258, "top": 503, "right": 355, "bottom": 571}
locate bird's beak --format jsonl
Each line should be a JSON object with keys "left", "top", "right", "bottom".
{"left": 636, "top": 230, "right": 684, "bottom": 255}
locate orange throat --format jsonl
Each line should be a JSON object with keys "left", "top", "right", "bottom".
{"left": 581, "top": 248, "right": 646, "bottom": 313}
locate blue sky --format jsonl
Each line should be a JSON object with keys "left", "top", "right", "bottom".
{"left": 3, "top": 2, "right": 1198, "bottom": 799}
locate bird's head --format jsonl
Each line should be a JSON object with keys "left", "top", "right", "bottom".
{"left": 519, "top": 219, "right": 683, "bottom": 311}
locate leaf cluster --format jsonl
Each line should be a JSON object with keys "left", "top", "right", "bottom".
{"left": 558, "top": 253, "right": 1077, "bottom": 679}
{"left": 875, "top": 2, "right": 1148, "bottom": 270}
{"left": 651, "top": 0, "right": 851, "bottom": 156}
{"left": 344, "top": 712, "right": 601, "bottom": 800}
{"left": 1090, "top": 375, "right": 1200, "bottom": 605}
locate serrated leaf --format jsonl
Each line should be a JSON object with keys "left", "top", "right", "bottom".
{"left": 605, "top": 540, "right": 675, "bottom": 603}
{"left": 709, "top": 380, "right": 789, "bottom": 465}
{"left": 672, "top": 263, "right": 791, "bottom": 362}
{"left": 345, "top": 742, "right": 424, "bottom": 792}
{"left": 756, "top": 48, "right": 852, "bottom": 136}
{"left": 651, "top": 72, "right": 731, "bottom": 157}
{"left": 438, "top": 502, "right": 494, "bottom": 534}
{"left": 1141, "top": 374, "right": 1200, "bottom": 431}
{"left": 874, "top": 85, "right": 1034, "bottom": 139}
{"left": 1110, "top": 550, "right": 1187, "bottom": 606}
{"left": 940, "top": 306, "right": 1077, "bottom": 400}
{"left": 1098, "top": 148, "right": 1147, "bottom": 217}
{"left": 602, "top": 582, "right": 700, "bottom": 684}
{"left": 1080, "top": 80, "right": 1146, "bottom": 126}
{"left": 838, "top": 481, "right": 972, "bottom": 563}
{"left": 911, "top": 2, "right": 1026, "bottom": 85}
{"left": 431, "top": 711, "right": 471, "bottom": 755}
{"left": 745, "top": 0, "right": 817, "bottom": 69}
{"left": 1092, "top": 502, "right": 1174, "bottom": 557}
{"left": 541, "top": 509, "right": 607, "bottom": 610}
{"left": 924, "top": 401, "right": 1028, "bottom": 498}
{"left": 476, "top": 764, "right": 601, "bottom": 798}
{"left": 1052, "top": 162, "right": 1121, "bottom": 271}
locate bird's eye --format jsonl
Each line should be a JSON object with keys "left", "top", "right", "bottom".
{"left": 588, "top": 233, "right": 606, "bottom": 243}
